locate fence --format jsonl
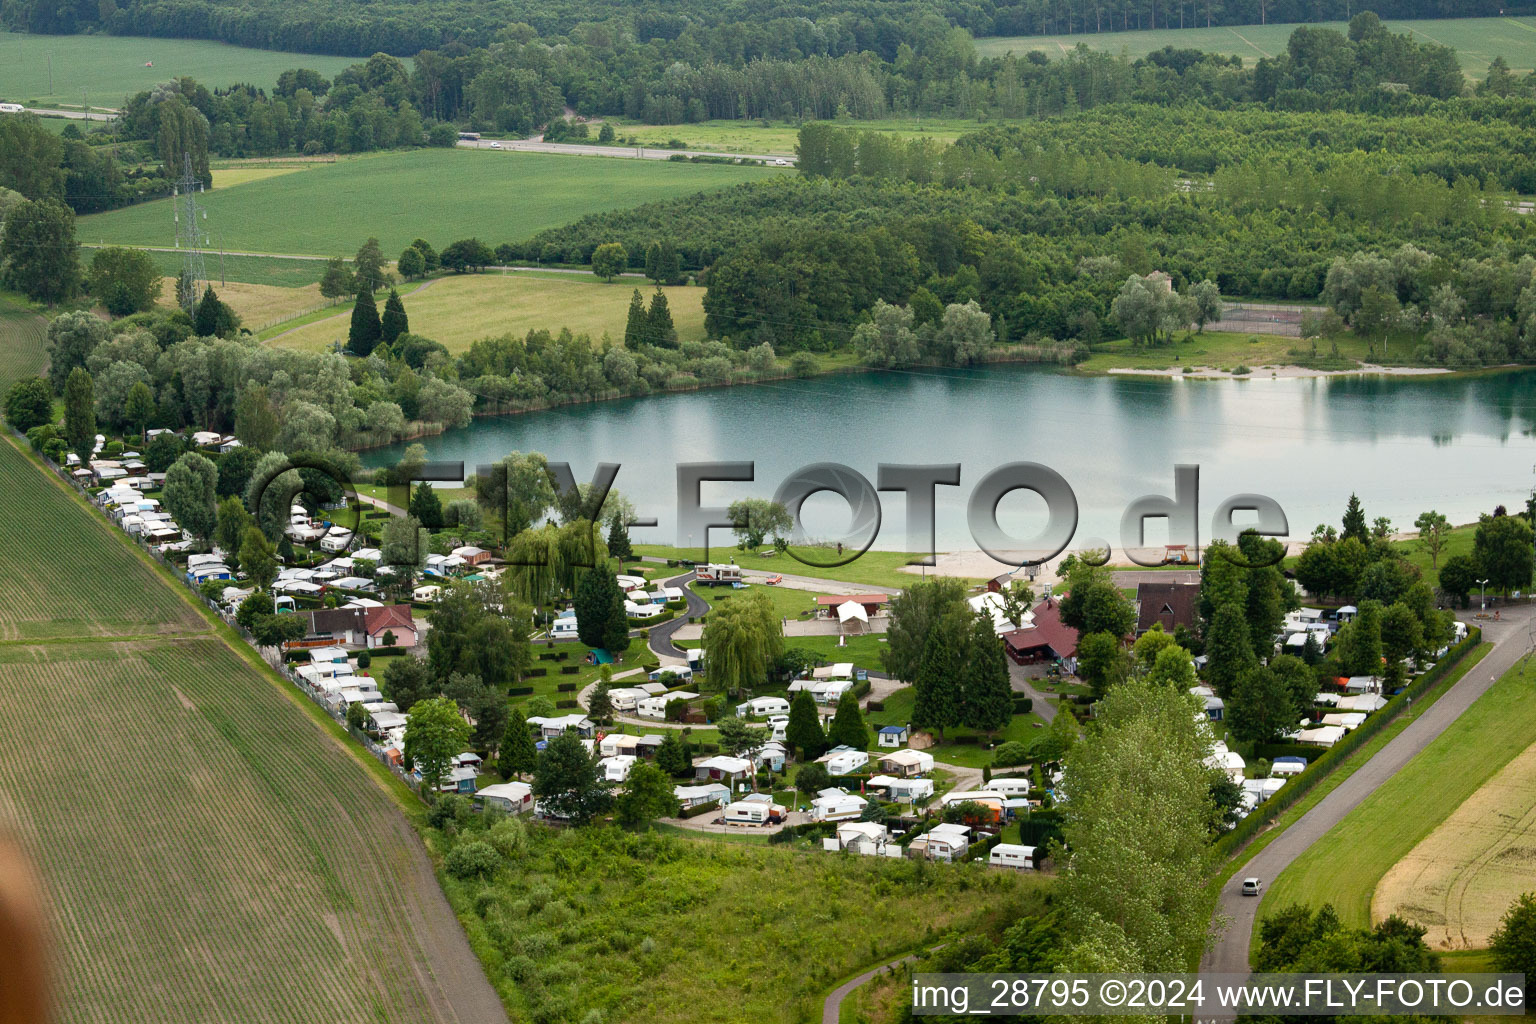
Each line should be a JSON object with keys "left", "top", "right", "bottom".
{"left": 26, "top": 438, "right": 429, "bottom": 801}
{"left": 1209, "top": 302, "right": 1307, "bottom": 338}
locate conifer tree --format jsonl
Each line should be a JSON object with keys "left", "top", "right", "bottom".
{"left": 624, "top": 288, "right": 648, "bottom": 347}
{"left": 498, "top": 709, "right": 537, "bottom": 779}
{"left": 648, "top": 287, "right": 675, "bottom": 347}
{"left": 348, "top": 287, "right": 382, "bottom": 356}
{"left": 826, "top": 690, "right": 869, "bottom": 750}
{"left": 960, "top": 613, "right": 1013, "bottom": 737}
{"left": 913, "top": 620, "right": 962, "bottom": 740}
{"left": 380, "top": 288, "right": 409, "bottom": 344}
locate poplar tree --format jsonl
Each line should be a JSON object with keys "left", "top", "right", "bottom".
{"left": 63, "top": 367, "right": 95, "bottom": 464}
{"left": 785, "top": 690, "right": 826, "bottom": 761}
{"left": 826, "top": 690, "right": 869, "bottom": 750}
{"left": 913, "top": 619, "right": 961, "bottom": 740}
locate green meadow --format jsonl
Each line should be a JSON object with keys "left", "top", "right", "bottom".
{"left": 0, "top": 30, "right": 365, "bottom": 108}
{"left": 78, "top": 148, "right": 783, "bottom": 256}
{"left": 975, "top": 17, "right": 1536, "bottom": 78}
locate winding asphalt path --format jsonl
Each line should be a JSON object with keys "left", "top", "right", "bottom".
{"left": 823, "top": 946, "right": 942, "bottom": 1024}
{"left": 1201, "top": 605, "right": 1534, "bottom": 986}
{"left": 647, "top": 570, "right": 708, "bottom": 662}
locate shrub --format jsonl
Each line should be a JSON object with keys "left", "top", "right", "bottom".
{"left": 446, "top": 840, "right": 501, "bottom": 880}
{"left": 556, "top": 699, "right": 579, "bottom": 709}
{"left": 866, "top": 700, "right": 885, "bottom": 712}
{"left": 557, "top": 682, "right": 577, "bottom": 692}
{"left": 560, "top": 665, "right": 580, "bottom": 675}
{"left": 993, "top": 741, "right": 1030, "bottom": 767}
{"left": 678, "top": 799, "right": 719, "bottom": 819}
{"left": 427, "top": 795, "right": 469, "bottom": 830}
{"left": 508, "top": 686, "right": 535, "bottom": 696}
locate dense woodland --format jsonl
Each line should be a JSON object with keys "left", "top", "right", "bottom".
{"left": 1, "top": 0, "right": 1517, "bottom": 56}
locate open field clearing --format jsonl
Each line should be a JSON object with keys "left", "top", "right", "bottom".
{"left": 975, "top": 17, "right": 1536, "bottom": 77}
{"left": 270, "top": 273, "right": 706, "bottom": 352}
{"left": 438, "top": 823, "right": 1043, "bottom": 1023}
{"left": 121, "top": 249, "right": 328, "bottom": 288}
{"left": 79, "top": 149, "right": 782, "bottom": 256}
{"left": 0, "top": 305, "right": 48, "bottom": 383}
{"left": 0, "top": 436, "right": 204, "bottom": 640}
{"left": 0, "top": 638, "right": 492, "bottom": 1024}
{"left": 0, "top": 30, "right": 364, "bottom": 108}
{"left": 158, "top": 276, "right": 329, "bottom": 327}
{"left": 1374, "top": 736, "right": 1536, "bottom": 949}
{"left": 1261, "top": 658, "right": 1536, "bottom": 938}
{"left": 605, "top": 116, "right": 988, "bottom": 155}
{"left": 210, "top": 165, "right": 311, "bottom": 189}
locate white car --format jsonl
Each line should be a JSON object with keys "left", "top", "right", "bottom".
{"left": 489, "top": 141, "right": 501, "bottom": 149}
{"left": 772, "top": 157, "right": 788, "bottom": 166}
{"left": 1241, "top": 877, "right": 1262, "bottom": 897}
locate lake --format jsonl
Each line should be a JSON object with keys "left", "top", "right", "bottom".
{"left": 363, "top": 365, "right": 1536, "bottom": 556}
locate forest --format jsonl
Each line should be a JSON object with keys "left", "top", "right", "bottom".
{"left": 3, "top": 0, "right": 1517, "bottom": 57}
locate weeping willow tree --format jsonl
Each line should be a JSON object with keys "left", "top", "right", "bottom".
{"left": 501, "top": 520, "right": 608, "bottom": 607}
{"left": 699, "top": 590, "right": 783, "bottom": 696}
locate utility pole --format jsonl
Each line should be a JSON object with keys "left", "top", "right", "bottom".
{"left": 46, "top": 51, "right": 53, "bottom": 96}
{"left": 172, "top": 154, "right": 209, "bottom": 312}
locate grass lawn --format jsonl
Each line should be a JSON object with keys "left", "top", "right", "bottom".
{"left": 973, "top": 17, "right": 1534, "bottom": 78}
{"left": 1261, "top": 652, "right": 1536, "bottom": 934}
{"left": 1388, "top": 522, "right": 1476, "bottom": 591}
{"left": 112, "top": 248, "right": 329, "bottom": 289}
{"left": 0, "top": 30, "right": 365, "bottom": 107}
{"left": 1073, "top": 330, "right": 1377, "bottom": 374}
{"left": 269, "top": 271, "right": 707, "bottom": 352}
{"left": 604, "top": 116, "right": 992, "bottom": 155}
{"left": 0, "top": 305, "right": 47, "bottom": 386}
{"left": 635, "top": 544, "right": 980, "bottom": 591}
{"left": 79, "top": 147, "right": 784, "bottom": 256}
{"left": 156, "top": 275, "right": 329, "bottom": 329}
{"left": 865, "top": 685, "right": 1049, "bottom": 767}
{"left": 690, "top": 581, "right": 819, "bottom": 622}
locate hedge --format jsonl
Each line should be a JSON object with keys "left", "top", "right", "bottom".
{"left": 557, "top": 682, "right": 577, "bottom": 692}
{"left": 630, "top": 608, "right": 677, "bottom": 628}
{"left": 866, "top": 700, "right": 885, "bottom": 712}
{"left": 678, "top": 799, "right": 719, "bottom": 819}
{"left": 1252, "top": 742, "right": 1318, "bottom": 764}
{"left": 852, "top": 678, "right": 872, "bottom": 699}
{"left": 508, "top": 686, "right": 534, "bottom": 696}
{"left": 556, "top": 699, "right": 579, "bottom": 709}
{"left": 1213, "top": 627, "right": 1482, "bottom": 859}
{"left": 560, "top": 665, "right": 579, "bottom": 675}
{"left": 769, "top": 821, "right": 836, "bottom": 845}
{"left": 962, "top": 831, "right": 1004, "bottom": 863}
{"left": 1012, "top": 697, "right": 1033, "bottom": 715}
{"left": 527, "top": 667, "right": 547, "bottom": 677}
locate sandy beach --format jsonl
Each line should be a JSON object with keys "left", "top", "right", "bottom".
{"left": 1107, "top": 363, "right": 1451, "bottom": 380}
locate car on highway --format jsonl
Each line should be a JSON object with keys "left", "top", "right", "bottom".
{"left": 772, "top": 158, "right": 788, "bottom": 166}
{"left": 1241, "top": 877, "right": 1262, "bottom": 896}
{"left": 489, "top": 141, "right": 501, "bottom": 149}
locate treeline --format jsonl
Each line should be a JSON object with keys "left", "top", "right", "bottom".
{"left": 4, "top": 0, "right": 1512, "bottom": 58}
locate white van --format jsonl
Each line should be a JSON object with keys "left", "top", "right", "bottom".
{"left": 550, "top": 616, "right": 579, "bottom": 639}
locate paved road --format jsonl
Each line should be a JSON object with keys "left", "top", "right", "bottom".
{"left": 823, "top": 945, "right": 944, "bottom": 1024}
{"left": 23, "top": 106, "right": 117, "bottom": 121}
{"left": 1201, "top": 606, "right": 1533, "bottom": 985}
{"left": 1008, "top": 660, "right": 1058, "bottom": 724}
{"left": 457, "top": 137, "right": 793, "bottom": 164}
{"left": 647, "top": 570, "right": 708, "bottom": 662}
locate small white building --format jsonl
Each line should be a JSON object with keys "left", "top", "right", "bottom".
{"left": 1321, "top": 712, "right": 1368, "bottom": 731}
{"left": 809, "top": 788, "right": 867, "bottom": 822}
{"left": 1337, "top": 693, "right": 1388, "bottom": 713}
{"left": 876, "top": 725, "right": 908, "bottom": 748}
{"left": 476, "top": 781, "right": 533, "bottom": 814}
{"left": 599, "top": 755, "right": 637, "bottom": 782}
{"left": 599, "top": 733, "right": 641, "bottom": 758}
{"left": 606, "top": 687, "right": 649, "bottom": 713}
{"left": 867, "top": 774, "right": 934, "bottom": 804}
{"left": 831, "top": 820, "right": 889, "bottom": 854}
{"left": 877, "top": 749, "right": 933, "bottom": 777}
{"left": 989, "top": 843, "right": 1039, "bottom": 870}
{"left": 1297, "top": 725, "right": 1345, "bottom": 747}
{"left": 817, "top": 745, "right": 869, "bottom": 776}
{"left": 650, "top": 666, "right": 694, "bottom": 685}
{"left": 674, "top": 783, "right": 729, "bottom": 808}
{"left": 637, "top": 691, "right": 698, "bottom": 719}
{"left": 909, "top": 822, "right": 971, "bottom": 862}
{"left": 695, "top": 755, "right": 753, "bottom": 783}
{"left": 988, "top": 776, "right": 1031, "bottom": 799}
{"left": 723, "top": 800, "right": 782, "bottom": 825}
{"left": 736, "top": 695, "right": 790, "bottom": 718}
{"left": 1344, "top": 675, "right": 1381, "bottom": 694}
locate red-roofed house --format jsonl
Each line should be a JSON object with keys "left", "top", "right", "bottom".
{"left": 1000, "top": 599, "right": 1080, "bottom": 673}
{"left": 815, "top": 594, "right": 890, "bottom": 617}
{"left": 364, "top": 604, "right": 418, "bottom": 649}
